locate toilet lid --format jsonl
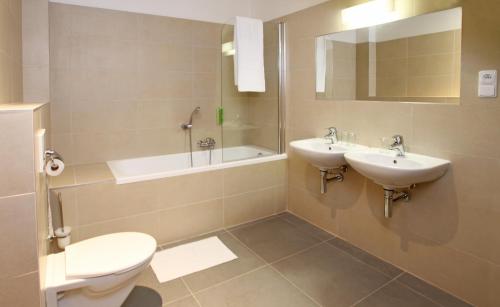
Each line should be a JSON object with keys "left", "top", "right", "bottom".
{"left": 65, "top": 232, "right": 157, "bottom": 279}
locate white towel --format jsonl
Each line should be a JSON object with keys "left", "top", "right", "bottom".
{"left": 234, "top": 16, "right": 266, "bottom": 92}
{"left": 315, "top": 36, "right": 327, "bottom": 93}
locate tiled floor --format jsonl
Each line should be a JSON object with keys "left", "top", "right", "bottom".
{"left": 123, "top": 212, "right": 472, "bottom": 307}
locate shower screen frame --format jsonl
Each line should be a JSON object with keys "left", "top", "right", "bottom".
{"left": 220, "top": 20, "right": 287, "bottom": 161}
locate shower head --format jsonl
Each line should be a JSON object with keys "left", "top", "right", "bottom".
{"left": 181, "top": 106, "right": 201, "bottom": 129}
{"left": 189, "top": 107, "right": 201, "bottom": 124}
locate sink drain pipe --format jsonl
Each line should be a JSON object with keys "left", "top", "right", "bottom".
{"left": 383, "top": 189, "right": 410, "bottom": 218}
{"left": 320, "top": 166, "right": 347, "bottom": 194}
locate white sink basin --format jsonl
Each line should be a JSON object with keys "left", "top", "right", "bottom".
{"left": 344, "top": 150, "right": 450, "bottom": 189}
{"left": 290, "top": 138, "right": 367, "bottom": 170}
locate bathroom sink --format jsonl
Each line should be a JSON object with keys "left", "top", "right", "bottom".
{"left": 289, "top": 138, "right": 367, "bottom": 170}
{"left": 344, "top": 150, "right": 450, "bottom": 189}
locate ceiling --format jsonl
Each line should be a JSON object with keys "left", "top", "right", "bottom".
{"left": 49, "top": 0, "right": 329, "bottom": 23}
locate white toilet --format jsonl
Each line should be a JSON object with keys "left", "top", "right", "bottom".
{"left": 44, "top": 232, "right": 157, "bottom": 307}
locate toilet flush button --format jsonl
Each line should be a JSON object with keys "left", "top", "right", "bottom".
{"left": 478, "top": 70, "right": 497, "bottom": 98}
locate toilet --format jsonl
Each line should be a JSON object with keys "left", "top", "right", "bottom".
{"left": 44, "top": 232, "right": 157, "bottom": 307}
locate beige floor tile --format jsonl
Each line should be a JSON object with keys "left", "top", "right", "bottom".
{"left": 397, "top": 273, "right": 473, "bottom": 307}
{"left": 134, "top": 267, "right": 190, "bottom": 304}
{"left": 327, "top": 237, "right": 402, "bottom": 278}
{"left": 123, "top": 285, "right": 163, "bottom": 307}
{"left": 356, "top": 281, "right": 440, "bottom": 307}
{"left": 195, "top": 267, "right": 318, "bottom": 307}
{"left": 273, "top": 243, "right": 390, "bottom": 307}
{"left": 230, "top": 217, "right": 321, "bottom": 263}
{"left": 182, "top": 232, "right": 265, "bottom": 292}
{"left": 163, "top": 296, "right": 199, "bottom": 307}
{"left": 278, "top": 212, "right": 334, "bottom": 241}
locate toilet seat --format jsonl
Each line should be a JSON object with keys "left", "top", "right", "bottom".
{"left": 65, "top": 232, "right": 157, "bottom": 279}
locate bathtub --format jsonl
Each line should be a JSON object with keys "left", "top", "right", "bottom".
{"left": 107, "top": 145, "right": 287, "bottom": 184}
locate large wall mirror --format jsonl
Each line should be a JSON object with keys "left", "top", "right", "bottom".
{"left": 316, "top": 7, "right": 462, "bottom": 103}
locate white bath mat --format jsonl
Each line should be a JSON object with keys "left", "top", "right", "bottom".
{"left": 150, "top": 236, "right": 238, "bottom": 283}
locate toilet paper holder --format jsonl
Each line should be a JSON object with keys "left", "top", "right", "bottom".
{"left": 45, "top": 149, "right": 63, "bottom": 170}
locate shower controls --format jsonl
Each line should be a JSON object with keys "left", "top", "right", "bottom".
{"left": 198, "top": 137, "right": 216, "bottom": 149}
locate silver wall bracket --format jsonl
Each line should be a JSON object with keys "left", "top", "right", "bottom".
{"left": 320, "top": 166, "right": 348, "bottom": 194}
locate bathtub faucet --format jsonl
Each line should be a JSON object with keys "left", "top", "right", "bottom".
{"left": 181, "top": 107, "right": 201, "bottom": 130}
{"left": 198, "top": 137, "right": 216, "bottom": 149}
{"left": 198, "top": 137, "right": 216, "bottom": 165}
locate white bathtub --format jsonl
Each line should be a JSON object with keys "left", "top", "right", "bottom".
{"left": 107, "top": 145, "right": 287, "bottom": 184}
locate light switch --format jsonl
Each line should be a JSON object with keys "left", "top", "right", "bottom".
{"left": 478, "top": 70, "right": 497, "bottom": 98}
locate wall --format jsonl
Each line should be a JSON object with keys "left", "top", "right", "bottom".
{"left": 0, "top": 0, "right": 23, "bottom": 102}
{"left": 50, "top": 0, "right": 251, "bottom": 24}
{"left": 250, "top": 0, "right": 329, "bottom": 22}
{"left": 52, "top": 160, "right": 286, "bottom": 246}
{"left": 23, "top": 0, "right": 50, "bottom": 102}
{"left": 50, "top": 3, "right": 222, "bottom": 165}
{"left": 34, "top": 105, "right": 51, "bottom": 307}
{"left": 282, "top": 0, "right": 500, "bottom": 306}
{"left": 0, "top": 104, "right": 50, "bottom": 307}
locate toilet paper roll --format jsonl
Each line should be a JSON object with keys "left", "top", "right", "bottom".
{"left": 45, "top": 158, "right": 65, "bottom": 177}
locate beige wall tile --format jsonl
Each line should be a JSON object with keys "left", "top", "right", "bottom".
{"left": 0, "top": 111, "right": 35, "bottom": 197}
{"left": 224, "top": 185, "right": 286, "bottom": 227}
{"left": 73, "top": 163, "right": 113, "bottom": 184}
{"left": 405, "top": 241, "right": 491, "bottom": 307}
{"left": 75, "top": 181, "right": 158, "bottom": 225}
{"left": 49, "top": 4, "right": 225, "bottom": 163}
{"left": 157, "top": 199, "right": 223, "bottom": 244}
{"left": 288, "top": 186, "right": 338, "bottom": 235}
{"left": 156, "top": 170, "right": 224, "bottom": 210}
{"left": 22, "top": 0, "right": 50, "bottom": 103}
{"left": 412, "top": 104, "right": 500, "bottom": 159}
{"left": 193, "top": 47, "right": 219, "bottom": 73}
{"left": 192, "top": 21, "right": 221, "bottom": 48}
{"left": 0, "top": 0, "right": 22, "bottom": 103}
{"left": 77, "top": 212, "right": 160, "bottom": 242}
{"left": 0, "top": 194, "right": 38, "bottom": 278}
{"left": 0, "top": 272, "right": 40, "bottom": 307}
{"left": 224, "top": 160, "right": 286, "bottom": 196}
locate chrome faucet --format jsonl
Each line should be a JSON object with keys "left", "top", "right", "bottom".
{"left": 388, "top": 135, "right": 405, "bottom": 157}
{"left": 198, "top": 137, "right": 216, "bottom": 149}
{"left": 324, "top": 127, "right": 338, "bottom": 144}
